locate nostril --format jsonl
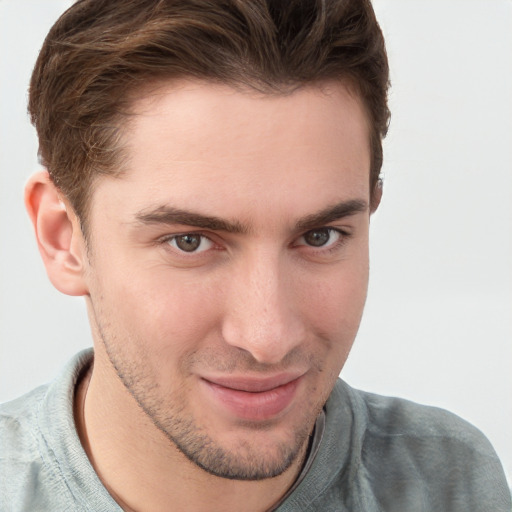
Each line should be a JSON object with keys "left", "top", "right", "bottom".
{"left": 221, "top": 312, "right": 305, "bottom": 365}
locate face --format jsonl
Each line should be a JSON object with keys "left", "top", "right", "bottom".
{"left": 82, "top": 80, "right": 372, "bottom": 480}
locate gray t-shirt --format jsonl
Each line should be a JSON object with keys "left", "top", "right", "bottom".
{"left": 1, "top": 349, "right": 510, "bottom": 511}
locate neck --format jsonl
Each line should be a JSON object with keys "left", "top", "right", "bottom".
{"left": 74, "top": 353, "right": 308, "bottom": 512}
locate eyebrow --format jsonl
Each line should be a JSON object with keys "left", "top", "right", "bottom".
{"left": 295, "top": 199, "right": 368, "bottom": 231}
{"left": 135, "top": 206, "right": 248, "bottom": 234}
{"left": 134, "top": 199, "right": 368, "bottom": 234}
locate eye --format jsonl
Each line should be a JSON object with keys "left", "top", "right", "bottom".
{"left": 166, "top": 233, "right": 214, "bottom": 253}
{"left": 297, "top": 228, "right": 341, "bottom": 248}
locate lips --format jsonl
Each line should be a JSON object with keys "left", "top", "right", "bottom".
{"left": 200, "top": 374, "right": 303, "bottom": 421}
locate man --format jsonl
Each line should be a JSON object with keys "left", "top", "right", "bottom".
{"left": 0, "top": 0, "right": 510, "bottom": 510}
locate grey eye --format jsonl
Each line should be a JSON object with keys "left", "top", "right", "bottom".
{"left": 169, "top": 234, "right": 213, "bottom": 253}
{"left": 303, "top": 228, "right": 332, "bottom": 247}
{"left": 175, "top": 234, "right": 201, "bottom": 251}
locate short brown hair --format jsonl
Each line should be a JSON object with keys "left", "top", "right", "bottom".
{"left": 29, "top": 0, "right": 390, "bottom": 228}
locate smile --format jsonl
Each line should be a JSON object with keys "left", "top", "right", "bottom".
{"left": 200, "top": 374, "right": 303, "bottom": 422}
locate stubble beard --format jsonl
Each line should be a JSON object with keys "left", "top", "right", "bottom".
{"left": 95, "top": 316, "right": 326, "bottom": 481}
{"left": 144, "top": 401, "right": 313, "bottom": 481}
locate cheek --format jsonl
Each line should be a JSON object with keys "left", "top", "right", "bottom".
{"left": 90, "top": 269, "right": 226, "bottom": 393}
{"left": 301, "top": 269, "right": 368, "bottom": 384}
{"left": 300, "top": 260, "right": 369, "bottom": 337}
{"left": 93, "top": 263, "right": 224, "bottom": 353}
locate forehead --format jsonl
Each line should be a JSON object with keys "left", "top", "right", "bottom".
{"left": 90, "top": 80, "right": 371, "bottom": 225}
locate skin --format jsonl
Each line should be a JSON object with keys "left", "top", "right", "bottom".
{"left": 26, "top": 80, "right": 379, "bottom": 512}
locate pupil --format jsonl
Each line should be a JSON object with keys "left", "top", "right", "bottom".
{"left": 305, "top": 229, "right": 329, "bottom": 247}
{"left": 176, "top": 234, "right": 201, "bottom": 252}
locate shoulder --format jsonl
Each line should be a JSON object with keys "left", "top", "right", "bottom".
{"left": 354, "top": 384, "right": 490, "bottom": 444}
{"left": 1, "top": 384, "right": 48, "bottom": 458}
{"left": 329, "top": 381, "right": 512, "bottom": 511}
{"left": 0, "top": 350, "right": 95, "bottom": 511}
{"left": 0, "top": 385, "right": 56, "bottom": 511}
{"left": 330, "top": 379, "right": 498, "bottom": 452}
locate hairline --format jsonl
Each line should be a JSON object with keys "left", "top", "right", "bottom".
{"left": 76, "top": 75, "right": 376, "bottom": 240}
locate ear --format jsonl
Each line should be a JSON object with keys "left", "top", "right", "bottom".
{"left": 25, "top": 170, "right": 89, "bottom": 296}
{"left": 370, "top": 179, "right": 383, "bottom": 214}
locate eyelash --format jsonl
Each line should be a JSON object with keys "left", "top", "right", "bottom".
{"left": 159, "top": 227, "right": 351, "bottom": 256}
{"left": 159, "top": 232, "right": 219, "bottom": 255}
{"left": 294, "top": 227, "right": 350, "bottom": 253}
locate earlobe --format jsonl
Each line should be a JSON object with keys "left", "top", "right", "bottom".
{"left": 25, "top": 170, "right": 89, "bottom": 296}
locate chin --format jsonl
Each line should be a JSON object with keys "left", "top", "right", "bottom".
{"left": 147, "top": 402, "right": 316, "bottom": 481}
{"left": 174, "top": 426, "right": 310, "bottom": 481}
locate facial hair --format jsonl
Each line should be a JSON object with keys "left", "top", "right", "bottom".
{"left": 92, "top": 304, "right": 331, "bottom": 481}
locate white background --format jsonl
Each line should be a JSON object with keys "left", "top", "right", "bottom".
{"left": 1, "top": 0, "right": 510, "bottom": 483}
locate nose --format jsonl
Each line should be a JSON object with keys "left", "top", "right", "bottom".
{"left": 221, "top": 249, "right": 306, "bottom": 365}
